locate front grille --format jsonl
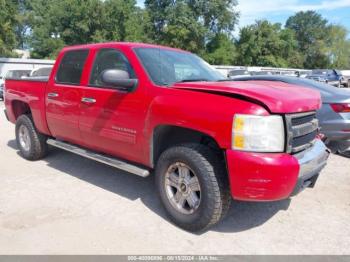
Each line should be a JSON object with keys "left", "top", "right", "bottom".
{"left": 291, "top": 113, "right": 315, "bottom": 126}
{"left": 285, "top": 112, "right": 318, "bottom": 154}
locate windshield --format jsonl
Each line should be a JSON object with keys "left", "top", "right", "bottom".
{"left": 134, "top": 47, "right": 225, "bottom": 86}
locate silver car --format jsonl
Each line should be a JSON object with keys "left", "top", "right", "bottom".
{"left": 231, "top": 75, "right": 350, "bottom": 153}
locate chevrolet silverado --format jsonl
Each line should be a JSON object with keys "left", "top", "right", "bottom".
{"left": 4, "top": 42, "right": 330, "bottom": 231}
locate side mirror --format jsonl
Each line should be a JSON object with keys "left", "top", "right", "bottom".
{"left": 101, "top": 69, "right": 138, "bottom": 91}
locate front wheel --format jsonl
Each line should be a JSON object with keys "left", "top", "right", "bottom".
{"left": 155, "top": 144, "right": 231, "bottom": 232}
{"left": 15, "top": 114, "right": 48, "bottom": 160}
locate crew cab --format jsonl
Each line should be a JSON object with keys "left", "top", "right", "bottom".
{"left": 4, "top": 42, "right": 330, "bottom": 231}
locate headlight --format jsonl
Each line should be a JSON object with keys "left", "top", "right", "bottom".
{"left": 232, "top": 114, "right": 285, "bottom": 152}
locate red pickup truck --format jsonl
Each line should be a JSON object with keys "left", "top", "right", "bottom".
{"left": 4, "top": 42, "right": 330, "bottom": 231}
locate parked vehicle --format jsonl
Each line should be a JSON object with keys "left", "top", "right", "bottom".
{"left": 4, "top": 42, "right": 329, "bottom": 231}
{"left": 0, "top": 76, "right": 4, "bottom": 100}
{"left": 5, "top": 70, "right": 31, "bottom": 79}
{"left": 340, "top": 70, "right": 350, "bottom": 87}
{"left": 340, "top": 150, "right": 350, "bottom": 157}
{"left": 306, "top": 69, "right": 343, "bottom": 87}
{"left": 227, "top": 69, "right": 250, "bottom": 78}
{"left": 232, "top": 75, "right": 350, "bottom": 153}
{"left": 278, "top": 71, "right": 296, "bottom": 76}
{"left": 1, "top": 70, "right": 31, "bottom": 100}
{"left": 250, "top": 71, "right": 273, "bottom": 76}
{"left": 0, "top": 58, "right": 55, "bottom": 82}
{"left": 0, "top": 81, "right": 3, "bottom": 100}
{"left": 295, "top": 71, "right": 310, "bottom": 78}
{"left": 30, "top": 67, "right": 53, "bottom": 78}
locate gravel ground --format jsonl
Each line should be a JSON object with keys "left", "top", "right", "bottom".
{"left": 0, "top": 101, "right": 349, "bottom": 255}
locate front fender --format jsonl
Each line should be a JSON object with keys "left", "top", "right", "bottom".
{"left": 145, "top": 87, "right": 269, "bottom": 151}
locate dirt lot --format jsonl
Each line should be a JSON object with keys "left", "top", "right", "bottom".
{"left": 0, "top": 100, "right": 349, "bottom": 255}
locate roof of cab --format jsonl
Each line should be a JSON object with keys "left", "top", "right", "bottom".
{"left": 61, "top": 42, "right": 189, "bottom": 53}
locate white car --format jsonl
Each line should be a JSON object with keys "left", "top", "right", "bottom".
{"left": 340, "top": 70, "right": 350, "bottom": 87}
{"left": 30, "top": 67, "right": 53, "bottom": 78}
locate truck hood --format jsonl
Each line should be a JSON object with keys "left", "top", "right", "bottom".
{"left": 172, "top": 80, "right": 321, "bottom": 113}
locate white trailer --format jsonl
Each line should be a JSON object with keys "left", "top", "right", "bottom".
{"left": 213, "top": 65, "right": 311, "bottom": 78}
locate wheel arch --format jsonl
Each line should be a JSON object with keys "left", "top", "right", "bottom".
{"left": 11, "top": 100, "right": 32, "bottom": 119}
{"left": 9, "top": 99, "right": 51, "bottom": 136}
{"left": 151, "top": 125, "right": 224, "bottom": 167}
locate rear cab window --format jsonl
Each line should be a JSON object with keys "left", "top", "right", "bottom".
{"left": 55, "top": 49, "right": 89, "bottom": 85}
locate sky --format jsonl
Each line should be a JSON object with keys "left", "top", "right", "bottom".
{"left": 136, "top": 0, "right": 350, "bottom": 37}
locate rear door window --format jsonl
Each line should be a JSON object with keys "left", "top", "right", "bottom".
{"left": 56, "top": 50, "right": 89, "bottom": 85}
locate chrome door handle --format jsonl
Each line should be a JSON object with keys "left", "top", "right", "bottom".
{"left": 81, "top": 97, "right": 96, "bottom": 104}
{"left": 47, "top": 92, "right": 59, "bottom": 98}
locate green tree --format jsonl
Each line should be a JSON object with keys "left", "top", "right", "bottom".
{"left": 204, "top": 33, "right": 235, "bottom": 65}
{"left": 235, "top": 20, "right": 301, "bottom": 67}
{"left": 98, "top": 0, "right": 151, "bottom": 43}
{"left": 286, "top": 11, "right": 329, "bottom": 68}
{"left": 189, "top": 0, "right": 239, "bottom": 35}
{"left": 0, "top": 0, "right": 18, "bottom": 57}
{"left": 123, "top": 8, "right": 152, "bottom": 42}
{"left": 28, "top": 0, "right": 147, "bottom": 58}
{"left": 13, "top": 0, "right": 32, "bottom": 49}
{"left": 160, "top": 2, "right": 207, "bottom": 52}
{"left": 27, "top": 0, "right": 65, "bottom": 58}
{"left": 143, "top": 0, "right": 173, "bottom": 42}
{"left": 325, "top": 25, "right": 350, "bottom": 69}
{"left": 144, "top": 0, "right": 238, "bottom": 55}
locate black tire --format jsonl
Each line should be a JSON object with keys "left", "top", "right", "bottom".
{"left": 15, "top": 114, "right": 48, "bottom": 160}
{"left": 155, "top": 143, "right": 231, "bottom": 232}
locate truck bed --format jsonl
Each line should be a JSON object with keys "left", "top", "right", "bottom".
{"left": 4, "top": 78, "right": 51, "bottom": 135}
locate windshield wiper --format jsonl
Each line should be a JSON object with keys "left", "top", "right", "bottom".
{"left": 176, "top": 78, "right": 210, "bottom": 83}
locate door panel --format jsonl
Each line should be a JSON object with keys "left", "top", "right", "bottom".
{"left": 46, "top": 49, "right": 89, "bottom": 144}
{"left": 79, "top": 48, "right": 148, "bottom": 164}
{"left": 46, "top": 85, "right": 84, "bottom": 144}
{"left": 79, "top": 87, "right": 146, "bottom": 163}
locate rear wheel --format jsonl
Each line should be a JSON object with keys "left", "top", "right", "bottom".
{"left": 155, "top": 143, "right": 231, "bottom": 232}
{"left": 15, "top": 114, "right": 48, "bottom": 160}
